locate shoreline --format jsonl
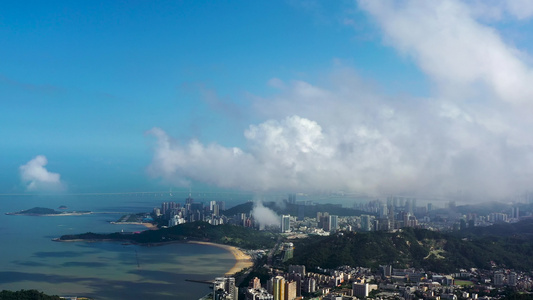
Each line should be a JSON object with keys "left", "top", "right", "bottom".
{"left": 187, "top": 241, "right": 254, "bottom": 276}
{"left": 109, "top": 222, "right": 159, "bottom": 230}
{"left": 54, "top": 237, "right": 254, "bottom": 276}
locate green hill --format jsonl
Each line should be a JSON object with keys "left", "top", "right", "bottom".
{"left": 0, "top": 289, "right": 62, "bottom": 299}
{"left": 16, "top": 207, "right": 60, "bottom": 215}
{"left": 288, "top": 225, "right": 533, "bottom": 273}
{"left": 60, "top": 221, "right": 277, "bottom": 249}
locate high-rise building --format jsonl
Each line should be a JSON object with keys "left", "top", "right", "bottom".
{"left": 213, "top": 277, "right": 237, "bottom": 300}
{"left": 329, "top": 215, "right": 338, "bottom": 232}
{"left": 288, "top": 194, "right": 296, "bottom": 204}
{"left": 290, "top": 273, "right": 302, "bottom": 297}
{"left": 212, "top": 203, "right": 220, "bottom": 216}
{"left": 380, "top": 265, "right": 392, "bottom": 278}
{"left": 353, "top": 283, "right": 377, "bottom": 298}
{"left": 272, "top": 276, "right": 285, "bottom": 300}
{"left": 288, "top": 265, "right": 306, "bottom": 276}
{"left": 379, "top": 204, "right": 388, "bottom": 218}
{"left": 297, "top": 205, "right": 305, "bottom": 221}
{"left": 303, "top": 278, "right": 316, "bottom": 293}
{"left": 508, "top": 272, "right": 517, "bottom": 286}
{"left": 494, "top": 272, "right": 505, "bottom": 286}
{"left": 281, "top": 215, "right": 291, "bottom": 233}
{"left": 224, "top": 277, "right": 238, "bottom": 300}
{"left": 250, "top": 277, "right": 261, "bottom": 289}
{"left": 284, "top": 281, "right": 296, "bottom": 300}
{"left": 512, "top": 207, "right": 520, "bottom": 219}
{"left": 361, "top": 215, "right": 372, "bottom": 231}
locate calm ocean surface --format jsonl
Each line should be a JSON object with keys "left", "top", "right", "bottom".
{"left": 0, "top": 194, "right": 237, "bottom": 299}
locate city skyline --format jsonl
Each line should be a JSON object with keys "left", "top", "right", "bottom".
{"left": 3, "top": 1, "right": 533, "bottom": 201}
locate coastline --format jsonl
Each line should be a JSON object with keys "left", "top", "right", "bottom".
{"left": 109, "top": 222, "right": 159, "bottom": 230}
{"left": 187, "top": 241, "right": 254, "bottom": 275}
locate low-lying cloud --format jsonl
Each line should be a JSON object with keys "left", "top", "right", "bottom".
{"left": 19, "top": 155, "right": 64, "bottom": 191}
{"left": 251, "top": 201, "right": 280, "bottom": 230}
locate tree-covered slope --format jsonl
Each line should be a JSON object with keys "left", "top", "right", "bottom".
{"left": 60, "top": 221, "right": 277, "bottom": 249}
{"left": 0, "top": 289, "right": 61, "bottom": 300}
{"left": 289, "top": 226, "right": 533, "bottom": 273}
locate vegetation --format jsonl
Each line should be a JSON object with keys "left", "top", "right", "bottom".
{"left": 288, "top": 224, "right": 533, "bottom": 273}
{"left": 60, "top": 221, "right": 278, "bottom": 249}
{"left": 12, "top": 207, "right": 60, "bottom": 215}
{"left": 0, "top": 289, "right": 61, "bottom": 300}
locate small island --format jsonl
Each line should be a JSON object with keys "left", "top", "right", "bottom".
{"left": 6, "top": 207, "right": 92, "bottom": 216}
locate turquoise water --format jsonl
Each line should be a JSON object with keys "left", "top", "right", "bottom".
{"left": 0, "top": 194, "right": 235, "bottom": 299}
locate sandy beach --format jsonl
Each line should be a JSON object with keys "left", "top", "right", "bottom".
{"left": 141, "top": 223, "right": 159, "bottom": 230}
{"left": 187, "top": 241, "right": 254, "bottom": 275}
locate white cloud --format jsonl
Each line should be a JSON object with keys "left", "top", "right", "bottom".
{"left": 358, "top": 0, "right": 533, "bottom": 106}
{"left": 19, "top": 155, "right": 64, "bottom": 191}
{"left": 147, "top": 1, "right": 533, "bottom": 201}
{"left": 505, "top": 0, "right": 533, "bottom": 20}
{"left": 251, "top": 201, "right": 280, "bottom": 230}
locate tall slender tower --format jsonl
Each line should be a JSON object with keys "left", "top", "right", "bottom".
{"left": 281, "top": 215, "right": 291, "bottom": 233}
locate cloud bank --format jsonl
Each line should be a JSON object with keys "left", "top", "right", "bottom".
{"left": 19, "top": 155, "right": 64, "bottom": 191}
{"left": 147, "top": 1, "right": 533, "bottom": 200}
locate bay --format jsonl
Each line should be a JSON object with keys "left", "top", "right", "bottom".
{"left": 0, "top": 194, "right": 236, "bottom": 299}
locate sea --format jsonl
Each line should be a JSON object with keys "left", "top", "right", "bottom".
{"left": 0, "top": 193, "right": 241, "bottom": 300}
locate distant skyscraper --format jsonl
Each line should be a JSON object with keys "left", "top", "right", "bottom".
{"left": 281, "top": 215, "right": 291, "bottom": 233}
{"left": 512, "top": 206, "right": 520, "bottom": 219}
{"left": 361, "top": 215, "right": 372, "bottom": 231}
{"left": 288, "top": 194, "right": 296, "bottom": 204}
{"left": 329, "top": 215, "right": 338, "bottom": 232}
{"left": 379, "top": 204, "right": 388, "bottom": 218}
{"left": 297, "top": 205, "right": 305, "bottom": 221}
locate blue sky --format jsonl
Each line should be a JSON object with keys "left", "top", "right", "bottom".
{"left": 3, "top": 1, "right": 533, "bottom": 200}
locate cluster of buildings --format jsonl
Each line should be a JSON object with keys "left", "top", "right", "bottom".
{"left": 153, "top": 193, "right": 527, "bottom": 236}
{"left": 278, "top": 196, "right": 530, "bottom": 236}
{"left": 242, "top": 264, "right": 533, "bottom": 300}
{"left": 244, "top": 265, "right": 379, "bottom": 300}
{"left": 152, "top": 195, "right": 227, "bottom": 227}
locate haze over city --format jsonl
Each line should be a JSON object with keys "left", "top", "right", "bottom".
{"left": 3, "top": 1, "right": 533, "bottom": 202}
